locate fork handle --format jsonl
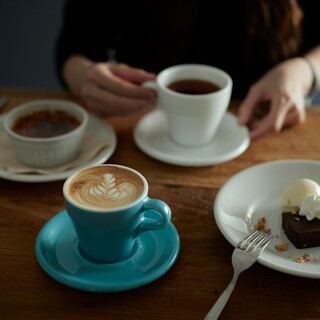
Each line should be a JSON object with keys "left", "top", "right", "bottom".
{"left": 203, "top": 275, "right": 238, "bottom": 320}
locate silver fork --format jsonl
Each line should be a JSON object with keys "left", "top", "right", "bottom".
{"left": 204, "top": 230, "right": 273, "bottom": 320}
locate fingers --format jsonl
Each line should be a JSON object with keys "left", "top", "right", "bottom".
{"left": 238, "top": 85, "right": 263, "bottom": 125}
{"left": 283, "top": 107, "right": 303, "bottom": 127}
{"left": 248, "top": 97, "right": 288, "bottom": 140}
{"left": 238, "top": 57, "right": 309, "bottom": 139}
{"left": 77, "top": 63, "right": 157, "bottom": 116}
{"left": 85, "top": 63, "right": 156, "bottom": 100}
{"left": 271, "top": 95, "right": 290, "bottom": 132}
{"left": 248, "top": 95, "right": 305, "bottom": 140}
{"left": 109, "top": 63, "right": 156, "bottom": 84}
{"left": 82, "top": 83, "right": 156, "bottom": 116}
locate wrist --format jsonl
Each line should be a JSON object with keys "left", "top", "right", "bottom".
{"left": 302, "top": 56, "right": 319, "bottom": 97}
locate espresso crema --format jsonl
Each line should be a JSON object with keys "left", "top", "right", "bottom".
{"left": 67, "top": 166, "right": 145, "bottom": 209}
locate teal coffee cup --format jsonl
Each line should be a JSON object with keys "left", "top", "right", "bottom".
{"left": 63, "top": 164, "right": 171, "bottom": 263}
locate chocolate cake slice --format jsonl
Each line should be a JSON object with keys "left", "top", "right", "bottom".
{"left": 282, "top": 211, "right": 320, "bottom": 249}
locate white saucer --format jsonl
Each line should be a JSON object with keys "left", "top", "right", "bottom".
{"left": 0, "top": 114, "right": 116, "bottom": 182}
{"left": 214, "top": 159, "right": 320, "bottom": 279}
{"left": 134, "top": 110, "right": 250, "bottom": 166}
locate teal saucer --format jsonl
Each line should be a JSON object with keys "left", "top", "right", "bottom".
{"left": 35, "top": 210, "right": 180, "bottom": 292}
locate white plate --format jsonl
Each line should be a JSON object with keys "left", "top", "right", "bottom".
{"left": 134, "top": 110, "right": 250, "bottom": 166}
{"left": 0, "top": 114, "right": 116, "bottom": 182}
{"left": 214, "top": 159, "right": 320, "bottom": 278}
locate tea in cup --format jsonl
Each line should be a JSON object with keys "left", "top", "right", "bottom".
{"left": 145, "top": 64, "right": 232, "bottom": 147}
{"left": 63, "top": 164, "right": 171, "bottom": 263}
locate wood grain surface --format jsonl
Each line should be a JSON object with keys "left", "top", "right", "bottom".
{"left": 1, "top": 88, "right": 320, "bottom": 320}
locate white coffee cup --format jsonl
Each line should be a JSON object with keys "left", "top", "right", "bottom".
{"left": 145, "top": 64, "right": 232, "bottom": 147}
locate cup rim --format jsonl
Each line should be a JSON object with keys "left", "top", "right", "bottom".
{"left": 3, "top": 99, "right": 88, "bottom": 142}
{"left": 157, "top": 64, "right": 233, "bottom": 97}
{"left": 63, "top": 164, "right": 149, "bottom": 212}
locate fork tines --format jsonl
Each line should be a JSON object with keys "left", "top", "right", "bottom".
{"left": 238, "top": 230, "right": 273, "bottom": 253}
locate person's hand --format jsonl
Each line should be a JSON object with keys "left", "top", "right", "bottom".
{"left": 238, "top": 57, "right": 312, "bottom": 139}
{"left": 63, "top": 55, "right": 157, "bottom": 116}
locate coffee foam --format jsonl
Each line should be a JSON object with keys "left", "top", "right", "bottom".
{"left": 67, "top": 166, "right": 144, "bottom": 209}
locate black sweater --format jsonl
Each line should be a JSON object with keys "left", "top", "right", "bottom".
{"left": 56, "top": 0, "right": 320, "bottom": 99}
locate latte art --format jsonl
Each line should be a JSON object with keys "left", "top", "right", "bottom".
{"left": 83, "top": 173, "right": 140, "bottom": 208}
{"left": 68, "top": 166, "right": 145, "bottom": 209}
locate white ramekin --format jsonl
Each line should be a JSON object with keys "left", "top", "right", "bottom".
{"left": 3, "top": 99, "right": 88, "bottom": 168}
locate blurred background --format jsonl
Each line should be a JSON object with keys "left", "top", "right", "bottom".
{"left": 0, "top": 0, "right": 65, "bottom": 90}
{"left": 1, "top": 0, "right": 320, "bottom": 104}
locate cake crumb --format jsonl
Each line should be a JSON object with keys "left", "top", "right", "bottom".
{"left": 254, "top": 217, "right": 266, "bottom": 230}
{"left": 295, "top": 257, "right": 305, "bottom": 263}
{"left": 295, "top": 253, "right": 314, "bottom": 263}
{"left": 275, "top": 243, "right": 289, "bottom": 251}
{"left": 254, "top": 217, "right": 271, "bottom": 234}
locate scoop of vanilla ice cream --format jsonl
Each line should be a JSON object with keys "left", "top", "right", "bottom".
{"left": 281, "top": 178, "right": 320, "bottom": 208}
{"left": 300, "top": 194, "right": 320, "bottom": 220}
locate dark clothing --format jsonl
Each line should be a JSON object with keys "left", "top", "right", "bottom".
{"left": 56, "top": 0, "right": 319, "bottom": 99}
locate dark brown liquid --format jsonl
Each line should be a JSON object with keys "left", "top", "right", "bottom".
{"left": 12, "top": 110, "right": 80, "bottom": 138}
{"left": 167, "top": 79, "right": 220, "bottom": 95}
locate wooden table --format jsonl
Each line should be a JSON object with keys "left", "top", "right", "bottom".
{"left": 1, "top": 88, "right": 320, "bottom": 320}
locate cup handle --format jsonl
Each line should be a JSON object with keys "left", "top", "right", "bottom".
{"left": 134, "top": 197, "right": 171, "bottom": 237}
